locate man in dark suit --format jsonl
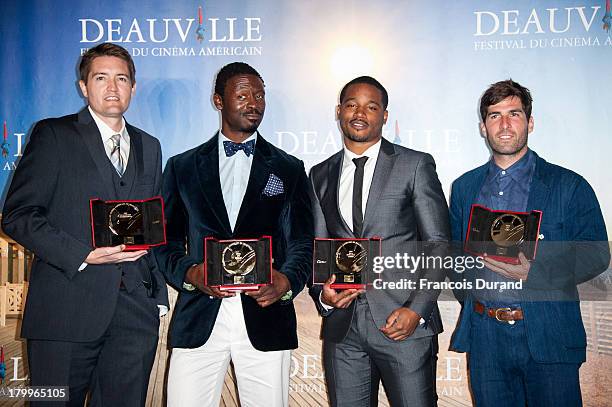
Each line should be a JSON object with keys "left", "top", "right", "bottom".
{"left": 449, "top": 79, "right": 610, "bottom": 406}
{"left": 309, "top": 76, "right": 450, "bottom": 406}
{"left": 1, "top": 43, "right": 168, "bottom": 406}
{"left": 154, "top": 62, "right": 313, "bottom": 407}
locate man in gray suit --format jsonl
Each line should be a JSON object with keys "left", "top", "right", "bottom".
{"left": 309, "top": 76, "right": 450, "bottom": 406}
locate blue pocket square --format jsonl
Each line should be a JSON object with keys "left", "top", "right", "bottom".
{"left": 263, "top": 174, "right": 284, "bottom": 196}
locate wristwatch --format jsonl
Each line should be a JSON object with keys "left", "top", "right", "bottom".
{"left": 183, "top": 264, "right": 199, "bottom": 291}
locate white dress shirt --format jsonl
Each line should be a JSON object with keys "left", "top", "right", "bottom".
{"left": 218, "top": 132, "right": 257, "bottom": 230}
{"left": 320, "top": 141, "right": 380, "bottom": 311}
{"left": 86, "top": 107, "right": 168, "bottom": 317}
{"left": 338, "top": 140, "right": 381, "bottom": 232}
{"left": 88, "top": 106, "right": 130, "bottom": 165}
{"left": 218, "top": 131, "right": 256, "bottom": 307}
{"left": 322, "top": 139, "right": 425, "bottom": 324}
{"left": 81, "top": 106, "right": 132, "bottom": 272}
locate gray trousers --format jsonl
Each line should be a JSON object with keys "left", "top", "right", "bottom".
{"left": 323, "top": 297, "right": 438, "bottom": 407}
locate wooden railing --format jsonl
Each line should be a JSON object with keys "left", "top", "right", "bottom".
{"left": 0, "top": 234, "right": 32, "bottom": 326}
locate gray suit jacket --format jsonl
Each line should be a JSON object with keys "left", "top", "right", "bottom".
{"left": 309, "top": 138, "right": 450, "bottom": 343}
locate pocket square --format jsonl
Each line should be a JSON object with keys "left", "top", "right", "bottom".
{"left": 263, "top": 174, "right": 284, "bottom": 196}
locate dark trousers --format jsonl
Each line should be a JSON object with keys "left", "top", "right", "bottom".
{"left": 468, "top": 306, "right": 582, "bottom": 407}
{"left": 27, "top": 282, "right": 160, "bottom": 407}
{"left": 323, "top": 297, "right": 438, "bottom": 407}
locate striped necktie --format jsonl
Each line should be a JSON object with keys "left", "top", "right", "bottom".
{"left": 109, "top": 134, "right": 124, "bottom": 176}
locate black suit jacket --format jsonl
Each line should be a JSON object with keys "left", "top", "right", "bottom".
{"left": 154, "top": 133, "right": 313, "bottom": 351}
{"left": 1, "top": 108, "right": 168, "bottom": 341}
{"left": 309, "top": 138, "right": 450, "bottom": 342}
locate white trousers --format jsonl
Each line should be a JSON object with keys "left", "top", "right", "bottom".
{"left": 167, "top": 295, "right": 291, "bottom": 407}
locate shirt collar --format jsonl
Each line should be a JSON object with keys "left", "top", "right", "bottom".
{"left": 219, "top": 131, "right": 258, "bottom": 149}
{"left": 342, "top": 139, "right": 382, "bottom": 165}
{"left": 88, "top": 106, "right": 126, "bottom": 140}
{"left": 488, "top": 149, "right": 535, "bottom": 183}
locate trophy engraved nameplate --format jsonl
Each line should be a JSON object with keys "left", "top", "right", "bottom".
{"left": 313, "top": 237, "right": 381, "bottom": 289}
{"left": 205, "top": 236, "right": 272, "bottom": 290}
{"left": 90, "top": 197, "right": 166, "bottom": 249}
{"left": 465, "top": 205, "right": 542, "bottom": 264}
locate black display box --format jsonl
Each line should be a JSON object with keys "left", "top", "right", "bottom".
{"left": 312, "top": 237, "right": 382, "bottom": 289}
{"left": 465, "top": 204, "right": 542, "bottom": 264}
{"left": 204, "top": 236, "right": 272, "bottom": 291}
{"left": 90, "top": 196, "right": 166, "bottom": 250}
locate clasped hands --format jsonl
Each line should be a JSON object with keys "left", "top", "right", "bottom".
{"left": 186, "top": 264, "right": 290, "bottom": 308}
{"left": 321, "top": 274, "right": 421, "bottom": 341}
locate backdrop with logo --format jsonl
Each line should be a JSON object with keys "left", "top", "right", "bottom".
{"left": 1, "top": 0, "right": 611, "bottom": 405}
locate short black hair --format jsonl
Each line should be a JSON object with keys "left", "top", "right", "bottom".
{"left": 214, "top": 62, "right": 264, "bottom": 98}
{"left": 480, "top": 79, "right": 533, "bottom": 121}
{"left": 339, "top": 76, "right": 388, "bottom": 109}
{"left": 79, "top": 43, "right": 135, "bottom": 84}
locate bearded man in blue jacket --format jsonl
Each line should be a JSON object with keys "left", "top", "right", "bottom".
{"left": 449, "top": 79, "right": 610, "bottom": 407}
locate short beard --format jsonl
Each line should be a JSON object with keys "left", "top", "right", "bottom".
{"left": 240, "top": 124, "right": 259, "bottom": 134}
{"left": 488, "top": 131, "right": 528, "bottom": 156}
{"left": 342, "top": 127, "right": 382, "bottom": 144}
{"left": 344, "top": 132, "right": 370, "bottom": 143}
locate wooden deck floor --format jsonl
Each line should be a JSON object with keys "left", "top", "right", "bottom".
{"left": 1, "top": 290, "right": 610, "bottom": 406}
{"left": 144, "top": 290, "right": 473, "bottom": 407}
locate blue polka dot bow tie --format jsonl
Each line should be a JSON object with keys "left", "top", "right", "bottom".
{"left": 223, "top": 139, "right": 255, "bottom": 157}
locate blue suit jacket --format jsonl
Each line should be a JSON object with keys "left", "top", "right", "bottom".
{"left": 154, "top": 133, "right": 313, "bottom": 351}
{"left": 2, "top": 108, "right": 169, "bottom": 342}
{"left": 449, "top": 151, "right": 610, "bottom": 363}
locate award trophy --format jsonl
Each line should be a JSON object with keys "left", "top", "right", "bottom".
{"left": 464, "top": 204, "right": 542, "bottom": 264}
{"left": 335, "top": 240, "right": 368, "bottom": 284}
{"left": 222, "top": 241, "right": 257, "bottom": 285}
{"left": 312, "top": 237, "right": 382, "bottom": 289}
{"left": 204, "top": 236, "right": 272, "bottom": 291}
{"left": 108, "top": 202, "right": 143, "bottom": 241}
{"left": 90, "top": 197, "right": 166, "bottom": 249}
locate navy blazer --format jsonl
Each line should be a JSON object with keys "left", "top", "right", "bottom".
{"left": 2, "top": 108, "right": 168, "bottom": 341}
{"left": 449, "top": 151, "right": 610, "bottom": 363}
{"left": 154, "top": 133, "right": 313, "bottom": 351}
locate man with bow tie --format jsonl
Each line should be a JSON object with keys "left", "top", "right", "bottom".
{"left": 155, "top": 62, "right": 313, "bottom": 407}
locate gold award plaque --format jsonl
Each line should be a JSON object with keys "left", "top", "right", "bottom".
{"left": 335, "top": 241, "right": 367, "bottom": 283}
{"left": 222, "top": 242, "right": 256, "bottom": 284}
{"left": 108, "top": 202, "right": 142, "bottom": 237}
{"left": 490, "top": 214, "right": 525, "bottom": 248}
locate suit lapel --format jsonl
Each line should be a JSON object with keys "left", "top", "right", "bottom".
{"left": 466, "top": 168, "right": 487, "bottom": 205}
{"left": 320, "top": 152, "right": 353, "bottom": 236}
{"left": 196, "top": 133, "right": 232, "bottom": 236}
{"left": 362, "top": 139, "right": 397, "bottom": 233}
{"left": 233, "top": 135, "right": 273, "bottom": 233}
{"left": 462, "top": 165, "right": 488, "bottom": 235}
{"left": 526, "top": 154, "right": 551, "bottom": 213}
{"left": 123, "top": 123, "right": 143, "bottom": 197}
{"left": 74, "top": 108, "right": 116, "bottom": 198}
